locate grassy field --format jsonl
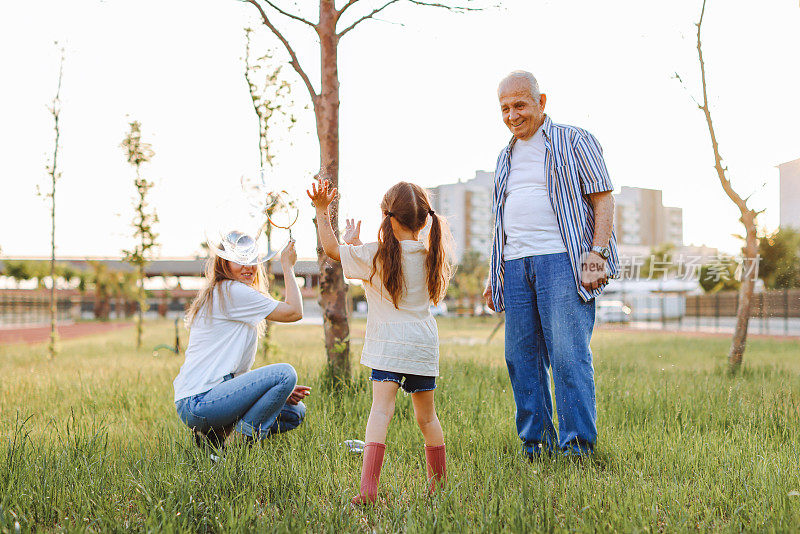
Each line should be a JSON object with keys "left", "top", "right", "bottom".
{"left": 1, "top": 318, "right": 799, "bottom": 532}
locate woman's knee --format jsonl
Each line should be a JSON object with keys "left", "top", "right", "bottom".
{"left": 273, "top": 363, "right": 298, "bottom": 390}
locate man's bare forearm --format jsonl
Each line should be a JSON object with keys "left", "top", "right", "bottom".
{"left": 589, "top": 191, "right": 614, "bottom": 248}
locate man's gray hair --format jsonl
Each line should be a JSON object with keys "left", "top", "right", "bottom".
{"left": 498, "top": 71, "right": 540, "bottom": 99}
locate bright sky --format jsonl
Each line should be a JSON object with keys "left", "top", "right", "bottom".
{"left": 1, "top": 0, "right": 799, "bottom": 260}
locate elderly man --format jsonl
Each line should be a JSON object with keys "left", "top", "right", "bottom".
{"left": 483, "top": 71, "right": 618, "bottom": 458}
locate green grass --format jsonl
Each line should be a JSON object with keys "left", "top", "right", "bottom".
{"left": 1, "top": 318, "right": 799, "bottom": 532}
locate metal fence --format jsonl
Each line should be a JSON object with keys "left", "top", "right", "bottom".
{"left": 0, "top": 291, "right": 194, "bottom": 327}
{"left": 0, "top": 293, "right": 77, "bottom": 327}
{"left": 598, "top": 289, "right": 800, "bottom": 336}
{"left": 3, "top": 289, "right": 800, "bottom": 337}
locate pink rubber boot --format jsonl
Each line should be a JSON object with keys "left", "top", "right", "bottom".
{"left": 425, "top": 444, "right": 446, "bottom": 493}
{"left": 351, "top": 442, "right": 386, "bottom": 504}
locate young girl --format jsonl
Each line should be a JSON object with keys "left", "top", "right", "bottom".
{"left": 174, "top": 232, "right": 310, "bottom": 452}
{"left": 307, "top": 180, "right": 453, "bottom": 504}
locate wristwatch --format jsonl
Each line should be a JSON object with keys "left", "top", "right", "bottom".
{"left": 590, "top": 245, "right": 610, "bottom": 260}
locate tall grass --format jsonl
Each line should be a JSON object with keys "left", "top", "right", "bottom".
{"left": 1, "top": 318, "right": 799, "bottom": 532}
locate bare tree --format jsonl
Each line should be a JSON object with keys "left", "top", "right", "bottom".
{"left": 121, "top": 121, "right": 159, "bottom": 350}
{"left": 243, "top": 26, "right": 296, "bottom": 359}
{"left": 244, "top": 27, "right": 295, "bottom": 169}
{"left": 242, "top": 0, "right": 481, "bottom": 384}
{"left": 694, "top": 0, "right": 760, "bottom": 374}
{"left": 45, "top": 45, "right": 65, "bottom": 359}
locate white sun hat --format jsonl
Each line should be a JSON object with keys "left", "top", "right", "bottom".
{"left": 204, "top": 192, "right": 283, "bottom": 265}
{"left": 210, "top": 230, "right": 272, "bottom": 266}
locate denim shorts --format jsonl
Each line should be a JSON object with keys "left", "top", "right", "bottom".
{"left": 369, "top": 369, "right": 436, "bottom": 393}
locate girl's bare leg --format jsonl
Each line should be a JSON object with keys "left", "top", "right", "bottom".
{"left": 411, "top": 390, "right": 444, "bottom": 446}
{"left": 364, "top": 380, "right": 400, "bottom": 443}
{"left": 412, "top": 389, "right": 446, "bottom": 492}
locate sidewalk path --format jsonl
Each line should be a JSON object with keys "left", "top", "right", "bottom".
{"left": 0, "top": 322, "right": 134, "bottom": 345}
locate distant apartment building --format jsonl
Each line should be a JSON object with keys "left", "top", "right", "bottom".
{"left": 429, "top": 179, "right": 686, "bottom": 262}
{"left": 428, "top": 171, "right": 494, "bottom": 261}
{"left": 778, "top": 158, "right": 800, "bottom": 229}
{"left": 614, "top": 186, "right": 683, "bottom": 249}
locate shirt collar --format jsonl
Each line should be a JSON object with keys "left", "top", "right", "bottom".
{"left": 399, "top": 240, "right": 425, "bottom": 251}
{"left": 540, "top": 115, "right": 553, "bottom": 140}
{"left": 505, "top": 114, "right": 553, "bottom": 152}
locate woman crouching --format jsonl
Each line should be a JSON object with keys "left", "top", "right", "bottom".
{"left": 173, "top": 232, "right": 309, "bottom": 452}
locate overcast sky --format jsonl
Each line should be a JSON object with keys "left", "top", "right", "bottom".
{"left": 1, "top": 0, "right": 799, "bottom": 260}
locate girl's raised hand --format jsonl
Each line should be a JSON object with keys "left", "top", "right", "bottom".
{"left": 343, "top": 219, "right": 362, "bottom": 246}
{"left": 306, "top": 179, "right": 338, "bottom": 211}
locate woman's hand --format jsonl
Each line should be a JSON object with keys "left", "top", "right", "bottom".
{"left": 306, "top": 180, "right": 337, "bottom": 212}
{"left": 280, "top": 240, "right": 297, "bottom": 267}
{"left": 343, "top": 218, "right": 362, "bottom": 246}
{"left": 287, "top": 385, "right": 311, "bottom": 405}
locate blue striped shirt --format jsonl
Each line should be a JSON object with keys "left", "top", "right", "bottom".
{"left": 490, "top": 115, "right": 619, "bottom": 311}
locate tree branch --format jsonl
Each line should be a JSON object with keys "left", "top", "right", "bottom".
{"left": 262, "top": 0, "right": 317, "bottom": 28}
{"left": 407, "top": 0, "right": 480, "bottom": 11}
{"left": 245, "top": 0, "right": 318, "bottom": 100}
{"left": 337, "top": 0, "right": 402, "bottom": 37}
{"left": 336, "top": 0, "right": 361, "bottom": 21}
{"left": 337, "top": 0, "right": 479, "bottom": 38}
{"left": 696, "top": 0, "right": 748, "bottom": 218}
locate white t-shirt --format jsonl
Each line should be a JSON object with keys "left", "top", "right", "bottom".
{"left": 340, "top": 241, "right": 439, "bottom": 376}
{"left": 503, "top": 128, "right": 566, "bottom": 260}
{"left": 173, "top": 280, "right": 279, "bottom": 401}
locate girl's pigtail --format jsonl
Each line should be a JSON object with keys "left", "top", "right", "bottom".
{"left": 371, "top": 212, "right": 405, "bottom": 308}
{"left": 426, "top": 212, "right": 451, "bottom": 305}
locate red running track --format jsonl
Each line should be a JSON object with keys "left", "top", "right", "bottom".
{"left": 0, "top": 322, "right": 134, "bottom": 345}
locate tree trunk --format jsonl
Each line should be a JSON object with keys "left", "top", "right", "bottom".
{"left": 136, "top": 263, "right": 144, "bottom": 349}
{"left": 315, "top": 0, "right": 351, "bottom": 381}
{"left": 49, "top": 175, "right": 57, "bottom": 358}
{"left": 728, "top": 210, "right": 758, "bottom": 373}
{"left": 94, "top": 292, "right": 110, "bottom": 320}
{"left": 48, "top": 48, "right": 64, "bottom": 360}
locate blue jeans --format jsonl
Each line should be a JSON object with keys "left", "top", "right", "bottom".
{"left": 503, "top": 253, "right": 597, "bottom": 456}
{"left": 175, "top": 363, "right": 305, "bottom": 440}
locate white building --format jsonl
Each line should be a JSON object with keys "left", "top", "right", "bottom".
{"left": 778, "top": 158, "right": 800, "bottom": 229}
{"left": 614, "top": 186, "right": 683, "bottom": 248}
{"left": 428, "top": 171, "right": 494, "bottom": 261}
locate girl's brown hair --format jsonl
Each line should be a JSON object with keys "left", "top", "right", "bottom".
{"left": 185, "top": 252, "right": 269, "bottom": 334}
{"left": 370, "top": 182, "right": 453, "bottom": 308}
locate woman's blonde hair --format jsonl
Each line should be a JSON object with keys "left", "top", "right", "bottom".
{"left": 185, "top": 252, "right": 269, "bottom": 334}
